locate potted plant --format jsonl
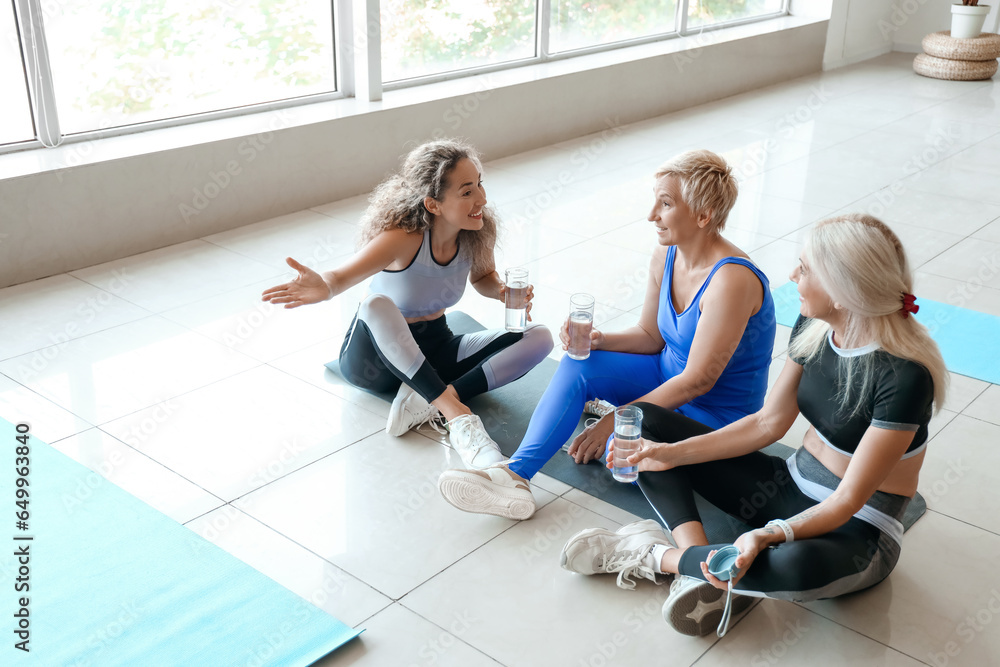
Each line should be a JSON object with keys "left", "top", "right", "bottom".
{"left": 951, "top": 1, "right": 992, "bottom": 38}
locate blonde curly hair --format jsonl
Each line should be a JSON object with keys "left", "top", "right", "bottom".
{"left": 359, "top": 139, "right": 498, "bottom": 275}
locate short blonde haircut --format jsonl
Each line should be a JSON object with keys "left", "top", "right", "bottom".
{"left": 655, "top": 150, "right": 738, "bottom": 233}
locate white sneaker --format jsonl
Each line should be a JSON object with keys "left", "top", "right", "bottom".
{"left": 446, "top": 413, "right": 504, "bottom": 469}
{"left": 438, "top": 462, "right": 535, "bottom": 520}
{"left": 583, "top": 398, "right": 616, "bottom": 418}
{"left": 560, "top": 519, "right": 673, "bottom": 590}
{"left": 386, "top": 384, "right": 443, "bottom": 437}
{"left": 662, "top": 575, "right": 757, "bottom": 636}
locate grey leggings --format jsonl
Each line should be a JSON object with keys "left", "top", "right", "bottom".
{"left": 338, "top": 294, "right": 553, "bottom": 402}
{"left": 634, "top": 401, "right": 901, "bottom": 603}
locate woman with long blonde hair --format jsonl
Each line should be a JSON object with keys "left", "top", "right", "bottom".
{"left": 560, "top": 213, "right": 946, "bottom": 637}
{"left": 263, "top": 140, "right": 553, "bottom": 468}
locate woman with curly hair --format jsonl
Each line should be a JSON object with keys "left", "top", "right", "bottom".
{"left": 263, "top": 140, "right": 553, "bottom": 468}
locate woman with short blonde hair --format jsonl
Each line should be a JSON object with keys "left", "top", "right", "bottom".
{"left": 560, "top": 214, "right": 946, "bottom": 637}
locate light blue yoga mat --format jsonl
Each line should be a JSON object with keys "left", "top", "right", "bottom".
{"left": 0, "top": 417, "right": 360, "bottom": 666}
{"left": 772, "top": 281, "right": 1000, "bottom": 385}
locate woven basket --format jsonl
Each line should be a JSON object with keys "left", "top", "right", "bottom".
{"left": 922, "top": 31, "right": 1000, "bottom": 61}
{"left": 913, "top": 53, "right": 998, "bottom": 81}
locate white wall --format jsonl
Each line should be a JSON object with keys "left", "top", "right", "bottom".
{"left": 0, "top": 20, "right": 828, "bottom": 288}
{"left": 822, "top": 0, "right": 897, "bottom": 69}
{"left": 889, "top": 2, "right": 1000, "bottom": 52}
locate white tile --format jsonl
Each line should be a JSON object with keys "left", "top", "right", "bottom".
{"left": 0, "top": 274, "right": 150, "bottom": 361}
{"left": 802, "top": 511, "right": 1000, "bottom": 666}
{"left": 0, "top": 316, "right": 258, "bottom": 425}
{"left": 160, "top": 276, "right": 361, "bottom": 363}
{"left": 53, "top": 428, "right": 223, "bottom": 524}
{"left": 921, "top": 238, "right": 1000, "bottom": 291}
{"left": 963, "top": 384, "right": 1000, "bottom": 426}
{"left": 0, "top": 372, "right": 92, "bottom": 443}
{"left": 70, "top": 239, "right": 282, "bottom": 313}
{"left": 942, "top": 372, "right": 989, "bottom": 415}
{"left": 204, "top": 208, "right": 358, "bottom": 271}
{"left": 972, "top": 217, "right": 1000, "bottom": 244}
{"left": 919, "top": 415, "right": 1000, "bottom": 534}
{"left": 530, "top": 472, "right": 572, "bottom": 496}
{"left": 726, "top": 191, "right": 832, "bottom": 239}
{"left": 186, "top": 506, "right": 389, "bottom": 628}
{"left": 525, "top": 239, "right": 654, "bottom": 314}
{"left": 234, "top": 430, "right": 557, "bottom": 599}
{"left": 747, "top": 239, "right": 803, "bottom": 291}
{"left": 697, "top": 600, "right": 925, "bottom": 667}
{"left": 313, "top": 603, "right": 496, "bottom": 667}
{"left": 562, "top": 489, "right": 645, "bottom": 526}
{"left": 267, "top": 341, "right": 392, "bottom": 419}
{"left": 849, "top": 188, "right": 1000, "bottom": 237}
{"left": 913, "top": 272, "right": 1000, "bottom": 319}
{"left": 101, "top": 365, "right": 385, "bottom": 500}
{"left": 309, "top": 193, "right": 371, "bottom": 224}
{"left": 404, "top": 498, "right": 713, "bottom": 667}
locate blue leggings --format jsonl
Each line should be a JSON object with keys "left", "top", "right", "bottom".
{"left": 509, "top": 349, "right": 720, "bottom": 480}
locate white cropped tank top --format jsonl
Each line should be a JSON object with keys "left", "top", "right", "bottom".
{"left": 367, "top": 230, "right": 471, "bottom": 318}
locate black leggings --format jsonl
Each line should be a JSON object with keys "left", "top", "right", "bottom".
{"left": 338, "top": 294, "right": 552, "bottom": 402}
{"left": 633, "top": 401, "right": 898, "bottom": 602}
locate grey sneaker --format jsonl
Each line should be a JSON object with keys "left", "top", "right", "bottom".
{"left": 583, "top": 398, "right": 616, "bottom": 418}
{"left": 437, "top": 461, "right": 535, "bottom": 520}
{"left": 560, "top": 519, "right": 673, "bottom": 590}
{"left": 447, "top": 413, "right": 504, "bottom": 469}
{"left": 662, "top": 575, "right": 757, "bottom": 636}
{"left": 386, "top": 383, "right": 443, "bottom": 437}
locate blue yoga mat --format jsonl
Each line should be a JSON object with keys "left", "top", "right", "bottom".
{"left": 0, "top": 417, "right": 360, "bottom": 666}
{"left": 772, "top": 282, "right": 1000, "bottom": 385}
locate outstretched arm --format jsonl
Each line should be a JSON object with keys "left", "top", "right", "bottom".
{"left": 262, "top": 228, "right": 417, "bottom": 308}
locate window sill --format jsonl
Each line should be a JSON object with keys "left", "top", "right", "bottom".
{"left": 0, "top": 13, "right": 823, "bottom": 183}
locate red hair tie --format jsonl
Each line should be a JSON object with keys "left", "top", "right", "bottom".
{"left": 900, "top": 293, "right": 919, "bottom": 318}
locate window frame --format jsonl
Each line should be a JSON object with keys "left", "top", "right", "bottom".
{"left": 2, "top": 0, "right": 788, "bottom": 154}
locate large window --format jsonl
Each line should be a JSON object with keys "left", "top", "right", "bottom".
{"left": 381, "top": 0, "right": 536, "bottom": 82}
{"left": 0, "top": 4, "right": 34, "bottom": 145}
{"left": 44, "top": 0, "right": 336, "bottom": 134}
{"left": 549, "top": 0, "right": 678, "bottom": 54}
{"left": 1, "top": 0, "right": 786, "bottom": 150}
{"left": 688, "top": 0, "right": 785, "bottom": 29}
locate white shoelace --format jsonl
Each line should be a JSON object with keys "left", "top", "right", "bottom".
{"left": 450, "top": 415, "right": 497, "bottom": 458}
{"left": 600, "top": 546, "right": 654, "bottom": 591}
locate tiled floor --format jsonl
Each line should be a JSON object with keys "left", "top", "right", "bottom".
{"left": 2, "top": 53, "right": 1000, "bottom": 666}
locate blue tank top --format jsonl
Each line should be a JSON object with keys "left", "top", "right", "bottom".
{"left": 657, "top": 245, "right": 776, "bottom": 428}
{"left": 368, "top": 230, "right": 471, "bottom": 318}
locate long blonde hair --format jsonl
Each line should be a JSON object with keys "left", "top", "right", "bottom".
{"left": 788, "top": 214, "right": 947, "bottom": 414}
{"left": 359, "top": 139, "right": 498, "bottom": 274}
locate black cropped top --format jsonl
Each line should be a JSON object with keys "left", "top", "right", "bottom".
{"left": 789, "top": 315, "right": 934, "bottom": 458}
